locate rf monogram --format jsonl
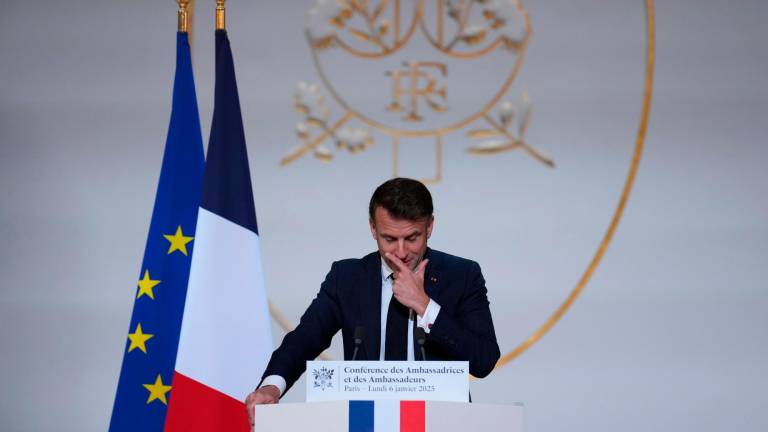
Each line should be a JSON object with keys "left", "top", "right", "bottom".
{"left": 386, "top": 61, "right": 449, "bottom": 122}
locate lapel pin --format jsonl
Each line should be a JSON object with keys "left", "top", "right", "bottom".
{"left": 430, "top": 276, "right": 438, "bottom": 283}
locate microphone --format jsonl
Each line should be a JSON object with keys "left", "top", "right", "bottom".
{"left": 415, "top": 327, "right": 427, "bottom": 361}
{"left": 352, "top": 326, "right": 366, "bottom": 360}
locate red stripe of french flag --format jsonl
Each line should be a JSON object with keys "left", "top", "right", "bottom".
{"left": 400, "top": 401, "right": 426, "bottom": 432}
{"left": 164, "top": 372, "right": 249, "bottom": 431}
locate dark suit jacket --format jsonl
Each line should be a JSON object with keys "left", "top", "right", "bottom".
{"left": 261, "top": 248, "right": 500, "bottom": 394}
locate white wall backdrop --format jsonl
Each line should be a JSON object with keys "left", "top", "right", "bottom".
{"left": 1, "top": 1, "right": 766, "bottom": 431}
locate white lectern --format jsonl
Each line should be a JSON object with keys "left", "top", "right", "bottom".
{"left": 253, "top": 361, "right": 522, "bottom": 431}
{"left": 253, "top": 400, "right": 523, "bottom": 431}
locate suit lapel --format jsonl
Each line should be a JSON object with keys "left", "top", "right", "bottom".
{"left": 424, "top": 248, "right": 441, "bottom": 301}
{"left": 414, "top": 248, "right": 441, "bottom": 359}
{"left": 362, "top": 252, "right": 382, "bottom": 360}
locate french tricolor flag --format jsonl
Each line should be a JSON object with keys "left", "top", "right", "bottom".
{"left": 164, "top": 29, "right": 272, "bottom": 431}
{"left": 349, "top": 400, "right": 426, "bottom": 432}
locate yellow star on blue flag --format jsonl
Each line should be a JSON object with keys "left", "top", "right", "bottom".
{"left": 163, "top": 225, "right": 194, "bottom": 255}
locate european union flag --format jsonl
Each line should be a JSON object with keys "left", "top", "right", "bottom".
{"left": 109, "top": 32, "right": 205, "bottom": 431}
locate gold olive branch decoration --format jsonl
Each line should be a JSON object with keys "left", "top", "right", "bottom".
{"left": 282, "top": 82, "right": 374, "bottom": 165}
{"left": 441, "top": 0, "right": 526, "bottom": 51}
{"left": 344, "top": 0, "right": 391, "bottom": 50}
{"left": 444, "top": 0, "right": 484, "bottom": 50}
{"left": 466, "top": 93, "right": 554, "bottom": 167}
{"left": 313, "top": 0, "right": 392, "bottom": 52}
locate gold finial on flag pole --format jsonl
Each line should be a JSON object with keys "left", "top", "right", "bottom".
{"left": 177, "top": 0, "right": 191, "bottom": 33}
{"left": 216, "top": 0, "right": 226, "bottom": 31}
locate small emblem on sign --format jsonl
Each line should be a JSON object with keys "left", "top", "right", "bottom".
{"left": 312, "top": 366, "right": 335, "bottom": 391}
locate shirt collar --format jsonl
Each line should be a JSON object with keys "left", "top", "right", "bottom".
{"left": 380, "top": 257, "right": 394, "bottom": 281}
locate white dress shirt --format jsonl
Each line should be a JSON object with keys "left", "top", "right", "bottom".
{"left": 379, "top": 259, "right": 441, "bottom": 360}
{"left": 260, "top": 257, "right": 441, "bottom": 396}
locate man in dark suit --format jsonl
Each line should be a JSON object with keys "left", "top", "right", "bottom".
{"left": 245, "top": 178, "right": 500, "bottom": 415}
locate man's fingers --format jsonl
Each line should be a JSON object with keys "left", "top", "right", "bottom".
{"left": 244, "top": 386, "right": 279, "bottom": 426}
{"left": 245, "top": 393, "right": 256, "bottom": 424}
{"left": 415, "top": 259, "right": 429, "bottom": 275}
{"left": 385, "top": 253, "right": 409, "bottom": 272}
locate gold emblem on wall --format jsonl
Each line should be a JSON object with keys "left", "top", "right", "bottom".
{"left": 280, "top": 0, "right": 553, "bottom": 183}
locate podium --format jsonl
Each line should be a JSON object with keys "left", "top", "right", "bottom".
{"left": 253, "top": 360, "right": 522, "bottom": 431}
{"left": 253, "top": 400, "right": 524, "bottom": 431}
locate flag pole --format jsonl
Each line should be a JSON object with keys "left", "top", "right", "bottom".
{"left": 216, "top": 0, "right": 226, "bottom": 31}
{"left": 177, "top": 0, "right": 191, "bottom": 33}
{"left": 177, "top": 0, "right": 195, "bottom": 61}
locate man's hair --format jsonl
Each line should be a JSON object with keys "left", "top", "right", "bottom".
{"left": 369, "top": 177, "right": 433, "bottom": 221}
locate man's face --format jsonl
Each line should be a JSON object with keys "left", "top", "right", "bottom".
{"left": 369, "top": 206, "right": 434, "bottom": 271}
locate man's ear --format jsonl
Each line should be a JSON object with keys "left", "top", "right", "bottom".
{"left": 426, "top": 215, "right": 434, "bottom": 239}
{"left": 369, "top": 218, "right": 377, "bottom": 240}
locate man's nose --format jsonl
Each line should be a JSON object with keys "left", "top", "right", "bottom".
{"left": 396, "top": 240, "right": 407, "bottom": 258}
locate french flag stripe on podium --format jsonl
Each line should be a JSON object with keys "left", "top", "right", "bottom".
{"left": 349, "top": 400, "right": 426, "bottom": 432}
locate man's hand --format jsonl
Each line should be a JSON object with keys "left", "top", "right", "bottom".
{"left": 386, "top": 253, "right": 430, "bottom": 316}
{"left": 245, "top": 385, "right": 280, "bottom": 427}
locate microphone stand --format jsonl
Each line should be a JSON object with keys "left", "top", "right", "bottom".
{"left": 415, "top": 327, "right": 427, "bottom": 361}
{"left": 352, "top": 326, "right": 365, "bottom": 360}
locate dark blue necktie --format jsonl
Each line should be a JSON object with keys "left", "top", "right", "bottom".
{"left": 384, "top": 274, "right": 409, "bottom": 360}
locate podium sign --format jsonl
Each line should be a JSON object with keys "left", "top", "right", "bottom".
{"left": 306, "top": 361, "right": 469, "bottom": 402}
